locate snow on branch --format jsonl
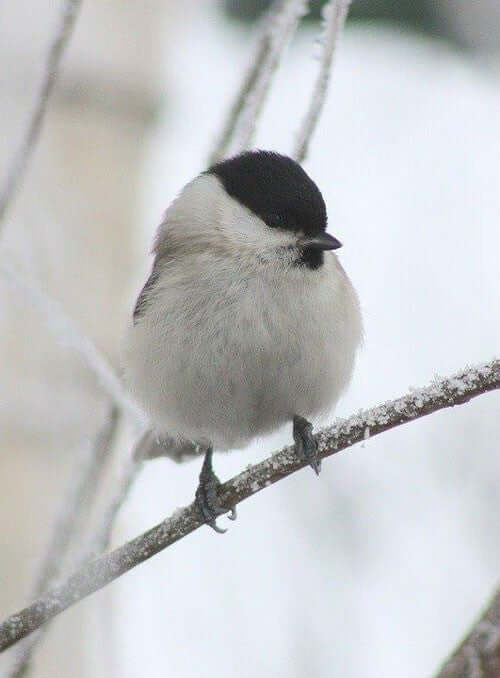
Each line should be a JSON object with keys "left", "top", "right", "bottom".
{"left": 436, "top": 585, "right": 500, "bottom": 677}
{"left": 80, "top": 435, "right": 150, "bottom": 558}
{"left": 0, "top": 0, "right": 83, "bottom": 227}
{"left": 292, "top": 0, "right": 352, "bottom": 163}
{"left": 209, "top": 0, "right": 309, "bottom": 164}
{"left": 0, "top": 259, "right": 146, "bottom": 429}
{"left": 8, "top": 407, "right": 121, "bottom": 678}
{"left": 0, "top": 358, "right": 498, "bottom": 653}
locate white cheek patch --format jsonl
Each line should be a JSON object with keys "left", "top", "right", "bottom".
{"left": 156, "top": 173, "right": 297, "bottom": 257}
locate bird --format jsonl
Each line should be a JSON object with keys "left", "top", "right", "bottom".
{"left": 123, "top": 150, "right": 362, "bottom": 532}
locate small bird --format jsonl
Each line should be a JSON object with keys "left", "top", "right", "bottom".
{"left": 123, "top": 150, "right": 362, "bottom": 531}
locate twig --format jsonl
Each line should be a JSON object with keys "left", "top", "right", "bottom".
{"left": 436, "top": 585, "right": 500, "bottom": 677}
{"left": 0, "top": 259, "right": 146, "bottom": 428}
{"left": 210, "top": 0, "right": 309, "bottom": 164}
{"left": 292, "top": 0, "right": 352, "bottom": 163}
{"left": 80, "top": 433, "right": 193, "bottom": 563}
{"left": 8, "top": 407, "right": 121, "bottom": 678}
{"left": 208, "top": 1, "right": 278, "bottom": 165}
{"left": 35, "top": 407, "right": 120, "bottom": 593}
{"left": 0, "top": 0, "right": 83, "bottom": 227}
{"left": 80, "top": 434, "right": 151, "bottom": 558}
{"left": 0, "top": 358, "right": 498, "bottom": 652}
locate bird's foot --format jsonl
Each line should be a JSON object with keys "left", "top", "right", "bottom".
{"left": 195, "top": 446, "right": 237, "bottom": 533}
{"left": 293, "top": 415, "right": 321, "bottom": 476}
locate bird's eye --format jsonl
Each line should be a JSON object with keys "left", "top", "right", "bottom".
{"left": 265, "top": 213, "right": 284, "bottom": 228}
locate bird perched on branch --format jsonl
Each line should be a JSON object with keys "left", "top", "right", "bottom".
{"left": 123, "top": 150, "right": 362, "bottom": 531}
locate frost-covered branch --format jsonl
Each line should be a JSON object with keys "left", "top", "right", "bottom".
{"left": 436, "top": 585, "right": 500, "bottom": 677}
{"left": 210, "top": 0, "right": 309, "bottom": 164}
{"left": 34, "top": 408, "right": 120, "bottom": 594}
{"left": 0, "top": 260, "right": 146, "bottom": 428}
{"left": 8, "top": 431, "right": 146, "bottom": 676}
{"left": 292, "top": 0, "right": 352, "bottom": 163}
{"left": 208, "top": 0, "right": 279, "bottom": 165}
{"left": 9, "top": 407, "right": 121, "bottom": 678}
{"left": 0, "top": 358, "right": 498, "bottom": 652}
{"left": 0, "top": 0, "right": 82, "bottom": 227}
{"left": 81, "top": 434, "right": 151, "bottom": 558}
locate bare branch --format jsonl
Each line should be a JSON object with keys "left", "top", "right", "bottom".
{"left": 209, "top": 0, "right": 309, "bottom": 164}
{"left": 0, "top": 0, "right": 83, "bottom": 227}
{"left": 436, "top": 585, "right": 500, "bottom": 677}
{"left": 0, "top": 259, "right": 146, "bottom": 428}
{"left": 8, "top": 407, "right": 121, "bottom": 678}
{"left": 292, "top": 0, "right": 352, "bottom": 163}
{"left": 0, "top": 358, "right": 498, "bottom": 653}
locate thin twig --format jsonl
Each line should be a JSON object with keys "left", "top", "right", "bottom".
{"left": 0, "top": 358, "right": 498, "bottom": 652}
{"left": 0, "top": 0, "right": 83, "bottom": 227}
{"left": 208, "top": 1, "right": 278, "bottom": 165}
{"left": 8, "top": 407, "right": 121, "bottom": 678}
{"left": 436, "top": 585, "right": 500, "bottom": 677}
{"left": 0, "top": 259, "right": 146, "bottom": 428}
{"left": 82, "top": 433, "right": 194, "bottom": 559}
{"left": 210, "top": 0, "right": 309, "bottom": 164}
{"left": 35, "top": 408, "right": 120, "bottom": 593}
{"left": 81, "top": 434, "right": 151, "bottom": 558}
{"left": 292, "top": 0, "right": 352, "bottom": 163}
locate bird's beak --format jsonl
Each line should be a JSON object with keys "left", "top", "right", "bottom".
{"left": 297, "top": 233, "right": 342, "bottom": 251}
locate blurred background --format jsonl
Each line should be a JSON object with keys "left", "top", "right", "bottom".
{"left": 0, "top": 1, "right": 499, "bottom": 676}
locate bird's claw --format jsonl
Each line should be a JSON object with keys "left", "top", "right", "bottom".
{"left": 207, "top": 520, "right": 227, "bottom": 535}
{"left": 195, "top": 446, "right": 236, "bottom": 533}
{"left": 293, "top": 415, "right": 321, "bottom": 475}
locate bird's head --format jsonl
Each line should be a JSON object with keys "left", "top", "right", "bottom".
{"left": 154, "top": 150, "right": 341, "bottom": 270}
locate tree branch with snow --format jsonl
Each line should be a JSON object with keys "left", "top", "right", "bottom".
{"left": 293, "top": 0, "right": 352, "bottom": 163}
{"left": 0, "top": 0, "right": 82, "bottom": 227}
{"left": 436, "top": 585, "right": 500, "bottom": 677}
{"left": 0, "top": 259, "right": 146, "bottom": 429}
{"left": 9, "top": 407, "right": 121, "bottom": 678}
{"left": 0, "top": 358, "right": 498, "bottom": 653}
{"left": 209, "top": 0, "right": 309, "bottom": 164}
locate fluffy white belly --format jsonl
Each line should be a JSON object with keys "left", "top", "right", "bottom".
{"left": 123, "top": 255, "right": 361, "bottom": 450}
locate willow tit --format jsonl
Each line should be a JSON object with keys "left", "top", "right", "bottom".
{"left": 123, "top": 151, "right": 362, "bottom": 531}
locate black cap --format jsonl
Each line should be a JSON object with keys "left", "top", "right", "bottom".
{"left": 207, "top": 150, "right": 328, "bottom": 238}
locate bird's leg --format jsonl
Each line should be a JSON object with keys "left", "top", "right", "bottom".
{"left": 195, "top": 445, "right": 237, "bottom": 533}
{"left": 293, "top": 415, "right": 321, "bottom": 476}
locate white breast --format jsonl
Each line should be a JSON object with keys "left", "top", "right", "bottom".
{"left": 123, "top": 251, "right": 361, "bottom": 450}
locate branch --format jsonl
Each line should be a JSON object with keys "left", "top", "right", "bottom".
{"left": 35, "top": 408, "right": 120, "bottom": 594}
{"left": 79, "top": 435, "right": 150, "bottom": 558}
{"left": 0, "top": 358, "right": 498, "bottom": 653}
{"left": 8, "top": 407, "right": 121, "bottom": 678}
{"left": 208, "top": 1, "right": 278, "bottom": 165}
{"left": 0, "top": 0, "right": 83, "bottom": 227}
{"left": 209, "top": 0, "right": 309, "bottom": 164}
{"left": 292, "top": 0, "right": 352, "bottom": 163}
{"left": 436, "top": 585, "right": 500, "bottom": 677}
{"left": 0, "top": 259, "right": 146, "bottom": 429}
{"left": 8, "top": 420, "right": 152, "bottom": 678}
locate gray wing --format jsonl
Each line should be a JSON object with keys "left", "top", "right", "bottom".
{"left": 134, "top": 214, "right": 172, "bottom": 324}
{"left": 133, "top": 263, "right": 161, "bottom": 324}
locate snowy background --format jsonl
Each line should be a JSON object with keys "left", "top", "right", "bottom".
{"left": 1, "top": 2, "right": 499, "bottom": 677}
